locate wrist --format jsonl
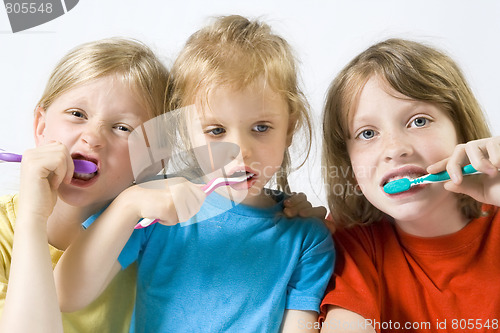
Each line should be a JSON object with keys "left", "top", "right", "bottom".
{"left": 14, "top": 212, "right": 50, "bottom": 233}
{"left": 113, "top": 185, "right": 145, "bottom": 223}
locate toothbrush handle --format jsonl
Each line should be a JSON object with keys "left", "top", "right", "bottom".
{"left": 430, "top": 164, "right": 480, "bottom": 182}
{"left": 0, "top": 152, "right": 22, "bottom": 162}
{"left": 135, "top": 179, "right": 215, "bottom": 229}
{"left": 201, "top": 179, "right": 218, "bottom": 195}
{"left": 0, "top": 152, "right": 97, "bottom": 174}
{"left": 462, "top": 164, "right": 480, "bottom": 176}
{"left": 134, "top": 218, "right": 159, "bottom": 229}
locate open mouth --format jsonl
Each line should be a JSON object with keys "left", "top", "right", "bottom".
{"left": 73, "top": 171, "right": 97, "bottom": 181}
{"left": 382, "top": 173, "right": 423, "bottom": 187}
{"left": 229, "top": 170, "right": 254, "bottom": 178}
{"left": 72, "top": 154, "right": 99, "bottom": 181}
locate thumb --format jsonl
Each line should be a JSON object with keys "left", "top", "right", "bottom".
{"left": 443, "top": 176, "right": 484, "bottom": 202}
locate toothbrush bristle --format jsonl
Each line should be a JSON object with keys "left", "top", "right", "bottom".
{"left": 413, "top": 177, "right": 424, "bottom": 185}
{"left": 383, "top": 178, "right": 412, "bottom": 194}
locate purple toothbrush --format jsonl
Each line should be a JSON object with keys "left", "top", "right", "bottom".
{"left": 0, "top": 151, "right": 98, "bottom": 174}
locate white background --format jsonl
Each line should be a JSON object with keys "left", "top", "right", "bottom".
{"left": 0, "top": 0, "right": 499, "bottom": 208}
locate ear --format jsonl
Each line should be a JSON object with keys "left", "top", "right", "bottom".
{"left": 33, "top": 106, "right": 47, "bottom": 145}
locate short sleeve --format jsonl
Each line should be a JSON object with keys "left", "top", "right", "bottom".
{"left": 0, "top": 195, "right": 16, "bottom": 315}
{"left": 320, "top": 225, "right": 381, "bottom": 322}
{"left": 286, "top": 221, "right": 335, "bottom": 313}
{"left": 118, "top": 228, "right": 147, "bottom": 269}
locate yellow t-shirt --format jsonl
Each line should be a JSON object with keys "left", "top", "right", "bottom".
{"left": 0, "top": 194, "right": 136, "bottom": 333}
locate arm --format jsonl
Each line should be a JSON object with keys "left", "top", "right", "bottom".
{"left": 427, "top": 136, "right": 500, "bottom": 206}
{"left": 0, "top": 143, "right": 75, "bottom": 333}
{"left": 281, "top": 309, "right": 320, "bottom": 333}
{"left": 54, "top": 177, "right": 206, "bottom": 312}
{"left": 321, "top": 306, "right": 375, "bottom": 333}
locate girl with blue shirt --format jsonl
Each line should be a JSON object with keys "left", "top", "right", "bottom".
{"left": 55, "top": 15, "right": 335, "bottom": 333}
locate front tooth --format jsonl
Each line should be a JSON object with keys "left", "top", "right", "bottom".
{"left": 388, "top": 174, "right": 420, "bottom": 183}
{"left": 74, "top": 172, "right": 95, "bottom": 180}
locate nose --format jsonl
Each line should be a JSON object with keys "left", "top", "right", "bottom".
{"left": 229, "top": 133, "right": 252, "bottom": 162}
{"left": 383, "top": 131, "right": 413, "bottom": 162}
{"left": 81, "top": 122, "right": 105, "bottom": 149}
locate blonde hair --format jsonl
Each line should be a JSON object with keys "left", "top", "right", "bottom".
{"left": 323, "top": 38, "right": 491, "bottom": 228}
{"left": 38, "top": 37, "right": 169, "bottom": 119}
{"left": 170, "top": 15, "right": 311, "bottom": 193}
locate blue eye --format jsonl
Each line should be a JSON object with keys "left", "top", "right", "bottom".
{"left": 412, "top": 117, "right": 428, "bottom": 127}
{"left": 208, "top": 127, "right": 225, "bottom": 136}
{"left": 254, "top": 124, "right": 269, "bottom": 133}
{"left": 359, "top": 129, "right": 376, "bottom": 140}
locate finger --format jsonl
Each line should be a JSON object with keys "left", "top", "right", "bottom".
{"left": 465, "top": 142, "right": 497, "bottom": 177}
{"left": 54, "top": 144, "right": 75, "bottom": 185}
{"left": 443, "top": 176, "right": 484, "bottom": 202}
{"left": 299, "top": 206, "right": 327, "bottom": 219}
{"left": 284, "top": 192, "right": 307, "bottom": 206}
{"left": 63, "top": 149, "right": 75, "bottom": 184}
{"left": 426, "top": 158, "right": 450, "bottom": 175}
{"left": 283, "top": 206, "right": 298, "bottom": 218}
{"left": 49, "top": 160, "right": 73, "bottom": 189}
{"left": 486, "top": 138, "right": 500, "bottom": 168}
{"left": 40, "top": 142, "right": 74, "bottom": 185}
{"left": 445, "top": 144, "right": 470, "bottom": 184}
{"left": 287, "top": 193, "right": 313, "bottom": 211}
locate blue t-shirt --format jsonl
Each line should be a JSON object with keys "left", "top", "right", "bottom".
{"left": 117, "top": 191, "right": 335, "bottom": 333}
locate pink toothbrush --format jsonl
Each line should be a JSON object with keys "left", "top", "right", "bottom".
{"left": 0, "top": 150, "right": 97, "bottom": 174}
{"left": 134, "top": 173, "right": 253, "bottom": 229}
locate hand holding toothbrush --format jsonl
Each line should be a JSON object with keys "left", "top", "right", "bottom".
{"left": 130, "top": 177, "right": 207, "bottom": 229}
{"left": 134, "top": 172, "right": 252, "bottom": 229}
{"left": 427, "top": 137, "right": 500, "bottom": 206}
{"left": 17, "top": 142, "right": 95, "bottom": 219}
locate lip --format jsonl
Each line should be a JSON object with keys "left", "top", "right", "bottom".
{"left": 71, "top": 152, "right": 100, "bottom": 168}
{"left": 380, "top": 165, "right": 427, "bottom": 188}
{"left": 227, "top": 165, "right": 257, "bottom": 178}
{"left": 70, "top": 173, "right": 100, "bottom": 187}
{"left": 226, "top": 165, "right": 257, "bottom": 190}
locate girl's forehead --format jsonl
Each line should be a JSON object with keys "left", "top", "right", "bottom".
{"left": 193, "top": 81, "right": 285, "bottom": 111}
{"left": 50, "top": 75, "right": 148, "bottom": 118}
{"left": 348, "top": 76, "right": 409, "bottom": 119}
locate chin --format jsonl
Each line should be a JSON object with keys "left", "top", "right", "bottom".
{"left": 57, "top": 186, "right": 111, "bottom": 208}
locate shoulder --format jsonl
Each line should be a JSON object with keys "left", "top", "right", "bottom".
{"left": 280, "top": 214, "right": 331, "bottom": 237}
{"left": 484, "top": 204, "right": 500, "bottom": 220}
{"left": 277, "top": 215, "right": 334, "bottom": 258}
{"left": 332, "top": 218, "right": 396, "bottom": 256}
{"left": 334, "top": 217, "right": 393, "bottom": 238}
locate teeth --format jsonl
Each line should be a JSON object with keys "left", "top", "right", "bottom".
{"left": 73, "top": 172, "right": 96, "bottom": 181}
{"left": 230, "top": 171, "right": 247, "bottom": 177}
{"left": 385, "top": 173, "right": 422, "bottom": 185}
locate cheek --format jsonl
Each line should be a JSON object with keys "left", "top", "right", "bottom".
{"left": 107, "top": 145, "right": 135, "bottom": 179}
{"left": 349, "top": 149, "right": 369, "bottom": 175}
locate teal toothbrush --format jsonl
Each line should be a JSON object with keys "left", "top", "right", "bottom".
{"left": 383, "top": 164, "right": 481, "bottom": 194}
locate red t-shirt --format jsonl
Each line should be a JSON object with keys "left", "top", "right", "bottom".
{"left": 321, "top": 205, "right": 500, "bottom": 332}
